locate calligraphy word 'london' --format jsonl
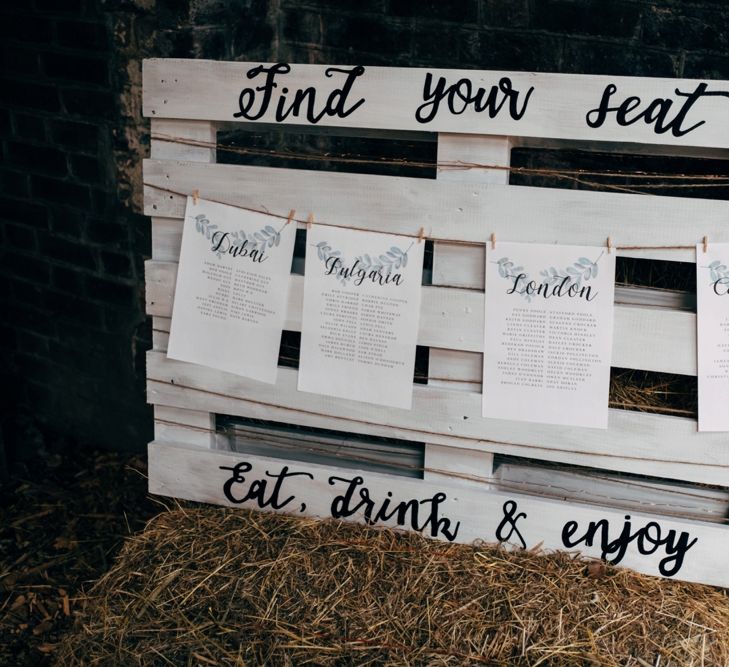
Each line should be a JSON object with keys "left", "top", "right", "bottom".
{"left": 329, "top": 475, "right": 460, "bottom": 541}
{"left": 416, "top": 73, "right": 533, "bottom": 124}
{"left": 211, "top": 232, "right": 267, "bottom": 263}
{"left": 562, "top": 514, "right": 698, "bottom": 577}
{"left": 507, "top": 274, "right": 597, "bottom": 301}
{"left": 220, "top": 461, "right": 314, "bottom": 510}
{"left": 325, "top": 257, "right": 403, "bottom": 287}
{"left": 586, "top": 82, "right": 729, "bottom": 137}
{"left": 234, "top": 63, "right": 366, "bottom": 124}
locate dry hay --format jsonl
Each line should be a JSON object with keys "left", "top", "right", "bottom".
{"left": 55, "top": 507, "right": 729, "bottom": 666}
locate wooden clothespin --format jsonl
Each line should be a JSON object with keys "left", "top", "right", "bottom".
{"left": 306, "top": 213, "right": 314, "bottom": 231}
{"left": 490, "top": 233, "right": 496, "bottom": 250}
{"left": 286, "top": 209, "right": 296, "bottom": 225}
{"left": 192, "top": 189, "right": 200, "bottom": 205}
{"left": 417, "top": 227, "right": 425, "bottom": 243}
{"left": 703, "top": 235, "right": 708, "bottom": 253}
{"left": 607, "top": 236, "right": 613, "bottom": 254}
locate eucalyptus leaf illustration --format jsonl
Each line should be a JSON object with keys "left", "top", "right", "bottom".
{"left": 707, "top": 259, "right": 729, "bottom": 284}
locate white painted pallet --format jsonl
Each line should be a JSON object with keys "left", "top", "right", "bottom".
{"left": 142, "top": 59, "right": 729, "bottom": 587}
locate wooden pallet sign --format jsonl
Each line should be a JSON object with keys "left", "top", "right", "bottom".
{"left": 142, "top": 59, "right": 729, "bottom": 588}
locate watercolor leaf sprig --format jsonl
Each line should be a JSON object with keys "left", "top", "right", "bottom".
{"left": 708, "top": 259, "right": 729, "bottom": 283}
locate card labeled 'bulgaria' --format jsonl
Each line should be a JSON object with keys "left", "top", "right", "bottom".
{"left": 696, "top": 242, "right": 729, "bottom": 431}
{"left": 167, "top": 197, "right": 297, "bottom": 383}
{"left": 482, "top": 241, "right": 616, "bottom": 429}
{"left": 298, "top": 225, "right": 424, "bottom": 409}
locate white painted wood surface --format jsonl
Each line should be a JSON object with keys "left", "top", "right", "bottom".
{"left": 143, "top": 60, "right": 729, "bottom": 150}
{"left": 149, "top": 118, "right": 218, "bottom": 450}
{"left": 148, "top": 441, "right": 729, "bottom": 587}
{"left": 146, "top": 261, "right": 697, "bottom": 376}
{"left": 146, "top": 352, "right": 729, "bottom": 487}
{"left": 154, "top": 405, "right": 216, "bottom": 448}
{"left": 144, "top": 159, "right": 729, "bottom": 264}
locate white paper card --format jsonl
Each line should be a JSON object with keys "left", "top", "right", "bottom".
{"left": 298, "top": 225, "right": 424, "bottom": 409}
{"left": 696, "top": 243, "right": 729, "bottom": 431}
{"left": 167, "top": 197, "right": 297, "bottom": 383}
{"left": 482, "top": 241, "right": 616, "bottom": 429}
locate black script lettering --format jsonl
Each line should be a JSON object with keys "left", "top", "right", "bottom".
{"left": 561, "top": 514, "right": 698, "bottom": 577}
{"left": 211, "top": 232, "right": 267, "bottom": 263}
{"left": 507, "top": 273, "right": 596, "bottom": 302}
{"left": 324, "top": 256, "right": 404, "bottom": 287}
{"left": 220, "top": 461, "right": 314, "bottom": 509}
{"left": 713, "top": 277, "right": 729, "bottom": 295}
{"left": 495, "top": 500, "right": 527, "bottom": 548}
{"left": 415, "top": 73, "right": 533, "bottom": 124}
{"left": 234, "top": 63, "right": 366, "bottom": 124}
{"left": 328, "top": 475, "right": 460, "bottom": 541}
{"left": 586, "top": 82, "right": 729, "bottom": 137}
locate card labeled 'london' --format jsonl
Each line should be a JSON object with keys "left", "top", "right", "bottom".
{"left": 482, "top": 241, "right": 616, "bottom": 429}
{"left": 167, "top": 197, "right": 297, "bottom": 384}
{"left": 298, "top": 225, "right": 424, "bottom": 409}
{"left": 696, "top": 242, "right": 729, "bottom": 431}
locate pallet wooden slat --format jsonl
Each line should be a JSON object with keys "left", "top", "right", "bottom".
{"left": 148, "top": 441, "right": 729, "bottom": 587}
{"left": 146, "top": 261, "right": 697, "bottom": 376}
{"left": 144, "top": 159, "right": 729, "bottom": 264}
{"left": 143, "top": 59, "right": 729, "bottom": 150}
{"left": 146, "top": 352, "right": 729, "bottom": 487}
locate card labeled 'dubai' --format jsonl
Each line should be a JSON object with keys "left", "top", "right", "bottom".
{"left": 482, "top": 241, "right": 616, "bottom": 429}
{"left": 298, "top": 225, "right": 425, "bottom": 409}
{"left": 696, "top": 242, "right": 729, "bottom": 431}
{"left": 167, "top": 197, "right": 297, "bottom": 384}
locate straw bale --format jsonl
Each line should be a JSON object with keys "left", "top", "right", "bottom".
{"left": 55, "top": 507, "right": 729, "bottom": 666}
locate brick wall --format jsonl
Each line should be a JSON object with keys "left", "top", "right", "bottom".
{"left": 1, "top": 0, "right": 728, "bottom": 458}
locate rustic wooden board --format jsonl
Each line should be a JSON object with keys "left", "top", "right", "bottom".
{"left": 143, "top": 60, "right": 729, "bottom": 150}
{"left": 144, "top": 159, "right": 729, "bottom": 264}
{"left": 146, "top": 260, "right": 697, "bottom": 376}
{"left": 146, "top": 352, "right": 729, "bottom": 486}
{"left": 148, "top": 441, "right": 729, "bottom": 587}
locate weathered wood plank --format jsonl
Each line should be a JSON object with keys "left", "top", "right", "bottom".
{"left": 143, "top": 60, "right": 729, "bottom": 150}
{"left": 154, "top": 405, "right": 216, "bottom": 448}
{"left": 146, "top": 261, "right": 697, "bottom": 376}
{"left": 146, "top": 352, "right": 729, "bottom": 486}
{"left": 148, "top": 441, "right": 729, "bottom": 587}
{"left": 143, "top": 159, "right": 729, "bottom": 264}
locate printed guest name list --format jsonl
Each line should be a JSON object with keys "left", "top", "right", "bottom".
{"left": 167, "top": 198, "right": 297, "bottom": 383}
{"left": 482, "top": 241, "right": 616, "bottom": 429}
{"left": 696, "top": 242, "right": 729, "bottom": 431}
{"left": 298, "top": 225, "right": 424, "bottom": 409}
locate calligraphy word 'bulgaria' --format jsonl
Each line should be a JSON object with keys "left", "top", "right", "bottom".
{"left": 507, "top": 274, "right": 597, "bottom": 301}
{"left": 587, "top": 82, "right": 729, "bottom": 137}
{"left": 416, "top": 73, "right": 533, "bottom": 124}
{"left": 211, "top": 232, "right": 267, "bottom": 263}
{"left": 562, "top": 514, "right": 698, "bottom": 577}
{"left": 220, "top": 461, "right": 313, "bottom": 510}
{"left": 329, "top": 475, "right": 460, "bottom": 541}
{"left": 325, "top": 256, "right": 403, "bottom": 287}
{"left": 234, "top": 63, "right": 366, "bottom": 124}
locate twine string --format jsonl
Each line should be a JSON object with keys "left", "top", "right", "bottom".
{"left": 144, "top": 180, "right": 705, "bottom": 252}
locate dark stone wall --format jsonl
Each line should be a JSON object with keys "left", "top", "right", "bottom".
{"left": 1, "top": 0, "right": 728, "bottom": 457}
